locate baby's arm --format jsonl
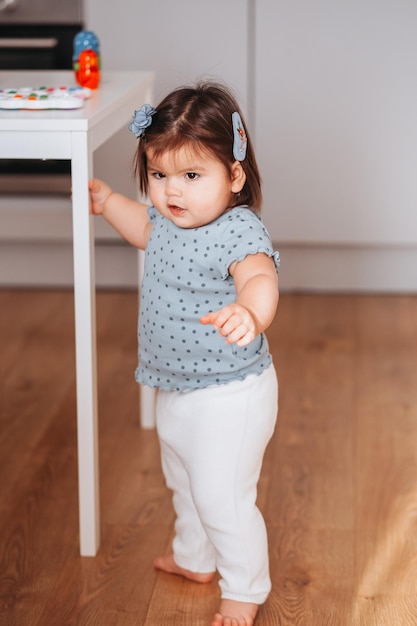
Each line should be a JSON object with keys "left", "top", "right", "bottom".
{"left": 200, "top": 253, "right": 279, "bottom": 347}
{"left": 89, "top": 178, "right": 151, "bottom": 250}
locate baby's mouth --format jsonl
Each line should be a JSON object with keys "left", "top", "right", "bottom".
{"left": 168, "top": 204, "right": 186, "bottom": 216}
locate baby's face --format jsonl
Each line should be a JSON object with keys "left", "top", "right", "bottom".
{"left": 146, "top": 145, "right": 242, "bottom": 229}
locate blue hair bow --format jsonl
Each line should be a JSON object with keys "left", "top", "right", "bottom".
{"left": 128, "top": 103, "right": 157, "bottom": 137}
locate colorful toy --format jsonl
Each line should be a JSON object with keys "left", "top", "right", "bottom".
{"left": 73, "top": 30, "right": 101, "bottom": 90}
{"left": 0, "top": 86, "right": 91, "bottom": 110}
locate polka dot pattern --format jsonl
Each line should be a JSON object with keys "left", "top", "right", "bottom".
{"left": 135, "top": 206, "right": 279, "bottom": 391}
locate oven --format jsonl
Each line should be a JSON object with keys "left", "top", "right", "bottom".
{"left": 0, "top": 0, "right": 83, "bottom": 195}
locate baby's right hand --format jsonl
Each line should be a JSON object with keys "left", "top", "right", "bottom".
{"left": 89, "top": 178, "right": 113, "bottom": 215}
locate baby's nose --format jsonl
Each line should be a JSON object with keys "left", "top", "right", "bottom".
{"left": 165, "top": 178, "right": 181, "bottom": 196}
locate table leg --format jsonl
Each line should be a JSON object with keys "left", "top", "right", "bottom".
{"left": 71, "top": 132, "right": 100, "bottom": 556}
{"left": 140, "top": 385, "right": 157, "bottom": 429}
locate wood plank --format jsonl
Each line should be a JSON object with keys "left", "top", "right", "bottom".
{"left": 0, "top": 291, "right": 417, "bottom": 625}
{"left": 352, "top": 297, "right": 417, "bottom": 624}
{"left": 262, "top": 295, "right": 355, "bottom": 624}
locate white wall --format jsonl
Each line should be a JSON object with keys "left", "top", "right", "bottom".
{"left": 2, "top": 1, "right": 416, "bottom": 291}
{"left": 254, "top": 0, "right": 417, "bottom": 291}
{"left": 86, "top": 0, "right": 417, "bottom": 291}
{"left": 85, "top": 0, "right": 250, "bottom": 111}
{"left": 256, "top": 0, "right": 417, "bottom": 246}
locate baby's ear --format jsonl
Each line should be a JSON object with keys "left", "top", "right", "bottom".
{"left": 230, "top": 161, "right": 246, "bottom": 193}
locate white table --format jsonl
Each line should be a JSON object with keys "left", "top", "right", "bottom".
{"left": 0, "top": 70, "right": 154, "bottom": 556}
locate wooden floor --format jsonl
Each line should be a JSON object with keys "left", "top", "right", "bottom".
{"left": 1, "top": 290, "right": 417, "bottom": 625}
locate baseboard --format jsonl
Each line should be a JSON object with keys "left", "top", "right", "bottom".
{"left": 0, "top": 194, "right": 139, "bottom": 289}
{"left": 275, "top": 242, "right": 417, "bottom": 293}
{"left": 1, "top": 239, "right": 416, "bottom": 293}
{"left": 0, "top": 241, "right": 139, "bottom": 289}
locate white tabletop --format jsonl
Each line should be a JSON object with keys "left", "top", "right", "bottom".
{"left": 0, "top": 70, "right": 153, "bottom": 133}
{"left": 0, "top": 70, "right": 154, "bottom": 160}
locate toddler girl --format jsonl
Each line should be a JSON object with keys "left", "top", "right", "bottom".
{"left": 89, "top": 81, "right": 279, "bottom": 626}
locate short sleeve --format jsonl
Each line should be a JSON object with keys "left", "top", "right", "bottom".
{"left": 216, "top": 210, "right": 280, "bottom": 280}
{"left": 147, "top": 205, "right": 158, "bottom": 223}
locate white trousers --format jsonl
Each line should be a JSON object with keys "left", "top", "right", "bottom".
{"left": 156, "top": 364, "right": 278, "bottom": 604}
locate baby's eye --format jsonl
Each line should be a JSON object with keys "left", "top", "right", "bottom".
{"left": 151, "top": 171, "right": 165, "bottom": 179}
{"left": 185, "top": 172, "right": 199, "bottom": 181}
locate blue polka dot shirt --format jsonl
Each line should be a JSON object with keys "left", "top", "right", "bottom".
{"left": 135, "top": 205, "right": 280, "bottom": 391}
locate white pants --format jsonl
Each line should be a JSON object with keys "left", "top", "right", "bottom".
{"left": 156, "top": 364, "right": 278, "bottom": 604}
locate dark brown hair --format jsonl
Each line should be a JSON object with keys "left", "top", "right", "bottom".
{"left": 134, "top": 81, "right": 262, "bottom": 211}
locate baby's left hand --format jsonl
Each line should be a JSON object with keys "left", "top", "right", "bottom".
{"left": 200, "top": 304, "right": 257, "bottom": 347}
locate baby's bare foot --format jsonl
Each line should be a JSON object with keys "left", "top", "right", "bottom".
{"left": 154, "top": 553, "right": 214, "bottom": 584}
{"left": 211, "top": 599, "right": 259, "bottom": 626}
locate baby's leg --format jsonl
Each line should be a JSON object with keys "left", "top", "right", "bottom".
{"left": 155, "top": 390, "right": 217, "bottom": 579}
{"left": 195, "top": 367, "right": 277, "bottom": 601}
{"left": 159, "top": 366, "right": 278, "bottom": 623}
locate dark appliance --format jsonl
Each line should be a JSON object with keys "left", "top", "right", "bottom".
{"left": 0, "top": 0, "right": 84, "bottom": 193}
